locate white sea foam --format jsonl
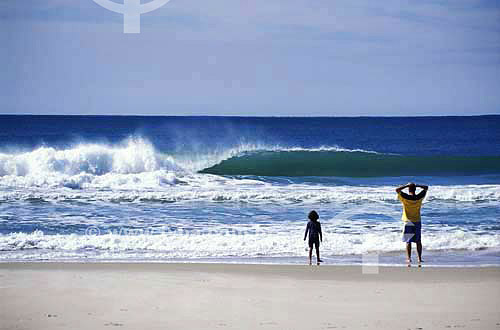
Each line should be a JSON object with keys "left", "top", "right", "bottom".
{"left": 1, "top": 227, "right": 498, "bottom": 261}
{"left": 277, "top": 146, "right": 381, "bottom": 153}
{"left": 0, "top": 183, "right": 499, "bottom": 204}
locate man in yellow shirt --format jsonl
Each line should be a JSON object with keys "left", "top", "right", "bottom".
{"left": 396, "top": 182, "right": 428, "bottom": 266}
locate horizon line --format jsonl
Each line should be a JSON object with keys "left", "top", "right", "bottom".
{"left": 1, "top": 113, "right": 499, "bottom": 118}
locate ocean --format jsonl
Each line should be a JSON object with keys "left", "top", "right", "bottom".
{"left": 0, "top": 115, "right": 499, "bottom": 266}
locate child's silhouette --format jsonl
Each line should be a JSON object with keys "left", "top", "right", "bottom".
{"left": 304, "top": 210, "right": 323, "bottom": 265}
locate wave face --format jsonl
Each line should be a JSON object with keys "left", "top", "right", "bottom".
{"left": 201, "top": 151, "right": 500, "bottom": 177}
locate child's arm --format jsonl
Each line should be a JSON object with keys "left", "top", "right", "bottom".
{"left": 304, "top": 223, "right": 310, "bottom": 241}
{"left": 319, "top": 222, "right": 323, "bottom": 242}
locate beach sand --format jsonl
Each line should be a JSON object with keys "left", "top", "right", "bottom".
{"left": 1, "top": 263, "right": 499, "bottom": 330}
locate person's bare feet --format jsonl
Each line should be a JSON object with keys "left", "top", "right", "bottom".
{"left": 406, "top": 259, "right": 412, "bottom": 267}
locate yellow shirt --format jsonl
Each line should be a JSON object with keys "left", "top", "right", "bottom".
{"left": 398, "top": 192, "right": 425, "bottom": 222}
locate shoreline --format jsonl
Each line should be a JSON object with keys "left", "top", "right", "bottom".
{"left": 3, "top": 260, "right": 500, "bottom": 268}
{"left": 2, "top": 247, "right": 500, "bottom": 268}
{"left": 1, "top": 259, "right": 500, "bottom": 268}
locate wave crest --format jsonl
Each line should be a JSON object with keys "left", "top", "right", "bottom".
{"left": 0, "top": 138, "right": 182, "bottom": 176}
{"left": 0, "top": 138, "right": 188, "bottom": 188}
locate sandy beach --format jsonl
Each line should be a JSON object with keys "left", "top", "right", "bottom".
{"left": 0, "top": 263, "right": 499, "bottom": 330}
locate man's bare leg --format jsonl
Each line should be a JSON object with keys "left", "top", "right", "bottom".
{"left": 406, "top": 243, "right": 412, "bottom": 266}
{"left": 416, "top": 241, "right": 423, "bottom": 265}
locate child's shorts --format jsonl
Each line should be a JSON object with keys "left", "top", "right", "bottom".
{"left": 308, "top": 237, "right": 320, "bottom": 249}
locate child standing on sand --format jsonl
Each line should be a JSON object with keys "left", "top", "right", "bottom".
{"left": 304, "top": 210, "right": 323, "bottom": 265}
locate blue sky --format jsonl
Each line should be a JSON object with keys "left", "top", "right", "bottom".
{"left": 1, "top": 0, "right": 499, "bottom": 116}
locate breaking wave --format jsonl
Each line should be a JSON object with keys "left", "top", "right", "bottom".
{"left": 1, "top": 137, "right": 499, "bottom": 191}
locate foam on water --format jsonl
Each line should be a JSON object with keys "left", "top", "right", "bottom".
{"left": 1, "top": 226, "right": 498, "bottom": 261}
{"left": 1, "top": 183, "right": 499, "bottom": 204}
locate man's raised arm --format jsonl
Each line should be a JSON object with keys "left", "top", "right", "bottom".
{"left": 416, "top": 184, "right": 428, "bottom": 191}
{"left": 416, "top": 184, "right": 429, "bottom": 199}
{"left": 396, "top": 183, "right": 411, "bottom": 194}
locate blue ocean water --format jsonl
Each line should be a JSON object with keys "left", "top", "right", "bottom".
{"left": 0, "top": 115, "right": 499, "bottom": 265}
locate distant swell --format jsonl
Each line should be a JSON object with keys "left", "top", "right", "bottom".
{"left": 201, "top": 151, "right": 500, "bottom": 177}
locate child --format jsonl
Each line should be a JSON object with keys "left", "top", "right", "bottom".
{"left": 304, "top": 210, "right": 323, "bottom": 265}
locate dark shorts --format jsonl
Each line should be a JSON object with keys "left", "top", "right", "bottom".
{"left": 308, "top": 237, "right": 320, "bottom": 249}
{"left": 402, "top": 221, "right": 421, "bottom": 243}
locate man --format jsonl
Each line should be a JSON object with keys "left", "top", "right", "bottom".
{"left": 395, "top": 182, "right": 428, "bottom": 266}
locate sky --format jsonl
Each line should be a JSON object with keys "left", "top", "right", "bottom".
{"left": 1, "top": 0, "right": 500, "bottom": 116}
